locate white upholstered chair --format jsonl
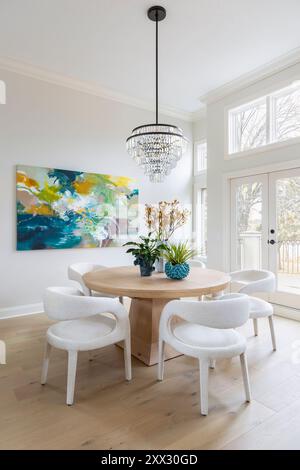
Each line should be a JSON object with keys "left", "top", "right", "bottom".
{"left": 68, "top": 262, "right": 122, "bottom": 302}
{"left": 189, "top": 259, "right": 206, "bottom": 268}
{"left": 195, "top": 255, "right": 207, "bottom": 267}
{"left": 158, "top": 293, "right": 251, "bottom": 415}
{"left": 41, "top": 287, "right": 131, "bottom": 405}
{"left": 188, "top": 259, "right": 205, "bottom": 300}
{"left": 230, "top": 270, "right": 276, "bottom": 350}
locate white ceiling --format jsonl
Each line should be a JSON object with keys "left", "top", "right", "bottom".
{"left": 1, "top": 0, "right": 300, "bottom": 113}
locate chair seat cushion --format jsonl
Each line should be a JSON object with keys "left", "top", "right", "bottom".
{"left": 249, "top": 296, "right": 273, "bottom": 319}
{"left": 47, "top": 314, "right": 116, "bottom": 351}
{"left": 173, "top": 323, "right": 246, "bottom": 356}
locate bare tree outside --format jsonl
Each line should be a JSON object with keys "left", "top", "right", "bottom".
{"left": 236, "top": 178, "right": 299, "bottom": 240}
{"left": 232, "top": 86, "right": 300, "bottom": 271}
{"left": 273, "top": 88, "right": 300, "bottom": 142}
{"left": 230, "top": 85, "right": 300, "bottom": 154}
{"left": 237, "top": 183, "right": 262, "bottom": 233}
{"left": 277, "top": 177, "right": 300, "bottom": 242}
{"left": 235, "top": 178, "right": 300, "bottom": 275}
{"left": 231, "top": 99, "right": 266, "bottom": 153}
{"left": 277, "top": 177, "right": 300, "bottom": 275}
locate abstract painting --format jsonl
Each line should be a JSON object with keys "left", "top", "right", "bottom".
{"left": 16, "top": 165, "right": 139, "bottom": 250}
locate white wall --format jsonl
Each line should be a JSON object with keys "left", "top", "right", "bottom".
{"left": 0, "top": 69, "right": 193, "bottom": 311}
{"left": 192, "top": 117, "right": 206, "bottom": 143}
{"left": 206, "top": 62, "right": 300, "bottom": 271}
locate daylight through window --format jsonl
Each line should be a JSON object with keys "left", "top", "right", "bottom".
{"left": 194, "top": 140, "right": 207, "bottom": 173}
{"left": 228, "top": 83, "right": 300, "bottom": 155}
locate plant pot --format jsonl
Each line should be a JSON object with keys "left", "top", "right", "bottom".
{"left": 155, "top": 256, "right": 165, "bottom": 273}
{"left": 139, "top": 263, "right": 155, "bottom": 277}
{"left": 165, "top": 262, "right": 190, "bottom": 280}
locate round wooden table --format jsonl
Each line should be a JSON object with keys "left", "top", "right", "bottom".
{"left": 84, "top": 266, "right": 230, "bottom": 366}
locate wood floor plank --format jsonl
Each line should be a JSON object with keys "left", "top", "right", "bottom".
{"left": 223, "top": 397, "right": 300, "bottom": 450}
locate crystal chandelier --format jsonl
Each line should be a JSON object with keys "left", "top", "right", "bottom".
{"left": 126, "top": 6, "right": 188, "bottom": 183}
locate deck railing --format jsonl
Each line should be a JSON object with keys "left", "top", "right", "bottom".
{"left": 236, "top": 234, "right": 300, "bottom": 274}
{"left": 278, "top": 240, "right": 300, "bottom": 274}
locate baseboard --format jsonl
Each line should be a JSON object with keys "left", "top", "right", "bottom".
{"left": 0, "top": 303, "right": 43, "bottom": 320}
{"left": 273, "top": 303, "right": 300, "bottom": 322}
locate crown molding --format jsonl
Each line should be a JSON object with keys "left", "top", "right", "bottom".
{"left": 0, "top": 56, "right": 203, "bottom": 122}
{"left": 198, "top": 46, "right": 300, "bottom": 106}
{"left": 191, "top": 107, "right": 206, "bottom": 122}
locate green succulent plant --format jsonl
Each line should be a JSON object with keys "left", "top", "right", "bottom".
{"left": 163, "top": 241, "right": 196, "bottom": 266}
{"left": 123, "top": 234, "right": 166, "bottom": 267}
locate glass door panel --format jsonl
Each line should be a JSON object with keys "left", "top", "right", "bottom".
{"left": 269, "top": 169, "right": 300, "bottom": 309}
{"left": 230, "top": 175, "right": 268, "bottom": 272}
{"left": 231, "top": 169, "right": 300, "bottom": 311}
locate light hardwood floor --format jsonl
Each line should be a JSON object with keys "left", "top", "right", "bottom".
{"left": 1, "top": 307, "right": 300, "bottom": 450}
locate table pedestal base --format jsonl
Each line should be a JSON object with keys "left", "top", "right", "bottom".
{"left": 127, "top": 297, "right": 181, "bottom": 366}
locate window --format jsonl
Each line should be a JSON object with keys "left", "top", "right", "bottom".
{"left": 195, "top": 187, "right": 207, "bottom": 257}
{"left": 271, "top": 86, "right": 300, "bottom": 143}
{"left": 228, "top": 83, "right": 300, "bottom": 155}
{"left": 194, "top": 140, "right": 207, "bottom": 174}
{"left": 193, "top": 139, "right": 207, "bottom": 258}
{"left": 229, "top": 97, "right": 267, "bottom": 154}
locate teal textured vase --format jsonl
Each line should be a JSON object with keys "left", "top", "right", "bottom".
{"left": 165, "top": 262, "right": 190, "bottom": 280}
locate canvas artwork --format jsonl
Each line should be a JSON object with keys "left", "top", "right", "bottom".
{"left": 16, "top": 165, "right": 139, "bottom": 250}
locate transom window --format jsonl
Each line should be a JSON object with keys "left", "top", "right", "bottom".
{"left": 228, "top": 83, "right": 300, "bottom": 155}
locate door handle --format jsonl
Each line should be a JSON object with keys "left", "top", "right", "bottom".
{"left": 268, "top": 239, "right": 276, "bottom": 245}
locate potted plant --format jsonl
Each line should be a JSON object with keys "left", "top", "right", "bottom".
{"left": 123, "top": 234, "right": 165, "bottom": 277}
{"left": 145, "top": 200, "right": 190, "bottom": 273}
{"left": 164, "top": 242, "right": 196, "bottom": 280}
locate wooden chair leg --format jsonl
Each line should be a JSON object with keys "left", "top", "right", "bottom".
{"left": 158, "top": 339, "right": 165, "bottom": 381}
{"left": 67, "top": 350, "right": 78, "bottom": 406}
{"left": 41, "top": 342, "right": 51, "bottom": 385}
{"left": 268, "top": 315, "right": 277, "bottom": 351}
{"left": 199, "top": 358, "right": 209, "bottom": 415}
{"left": 240, "top": 352, "right": 251, "bottom": 403}
{"left": 124, "top": 337, "right": 132, "bottom": 381}
{"left": 253, "top": 318, "right": 258, "bottom": 336}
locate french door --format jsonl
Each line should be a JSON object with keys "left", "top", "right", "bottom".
{"left": 231, "top": 168, "right": 300, "bottom": 309}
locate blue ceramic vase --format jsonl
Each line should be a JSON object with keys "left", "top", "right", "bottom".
{"left": 165, "top": 262, "right": 190, "bottom": 280}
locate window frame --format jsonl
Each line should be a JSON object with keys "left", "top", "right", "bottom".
{"left": 225, "top": 82, "right": 300, "bottom": 160}
{"left": 193, "top": 173, "right": 207, "bottom": 258}
{"left": 193, "top": 139, "right": 207, "bottom": 175}
{"left": 193, "top": 139, "right": 207, "bottom": 256}
{"left": 197, "top": 187, "right": 207, "bottom": 257}
{"left": 270, "top": 85, "right": 300, "bottom": 144}
{"left": 228, "top": 95, "right": 268, "bottom": 155}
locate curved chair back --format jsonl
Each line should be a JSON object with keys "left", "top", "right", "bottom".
{"left": 230, "top": 270, "right": 275, "bottom": 294}
{"left": 161, "top": 293, "right": 249, "bottom": 330}
{"left": 195, "top": 256, "right": 207, "bottom": 266}
{"left": 43, "top": 287, "right": 126, "bottom": 322}
{"left": 68, "top": 263, "right": 106, "bottom": 295}
{"left": 189, "top": 259, "right": 205, "bottom": 268}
